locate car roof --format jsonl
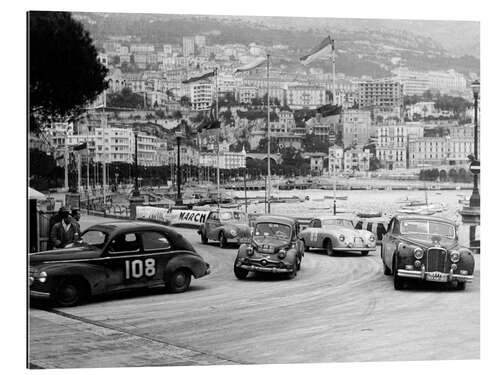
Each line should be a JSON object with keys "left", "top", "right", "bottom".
{"left": 255, "top": 215, "right": 297, "bottom": 225}
{"left": 314, "top": 215, "right": 354, "bottom": 222}
{"left": 393, "top": 215, "right": 456, "bottom": 225}
{"left": 87, "top": 220, "right": 178, "bottom": 236}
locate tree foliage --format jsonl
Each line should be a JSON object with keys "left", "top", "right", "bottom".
{"left": 107, "top": 87, "right": 144, "bottom": 109}
{"left": 29, "top": 11, "right": 108, "bottom": 133}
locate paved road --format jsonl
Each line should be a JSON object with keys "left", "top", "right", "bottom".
{"left": 29, "top": 215, "right": 480, "bottom": 368}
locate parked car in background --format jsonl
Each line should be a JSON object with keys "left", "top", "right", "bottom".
{"left": 299, "top": 216, "right": 377, "bottom": 256}
{"left": 198, "top": 210, "right": 252, "bottom": 248}
{"left": 29, "top": 221, "right": 211, "bottom": 306}
{"left": 381, "top": 215, "right": 474, "bottom": 290}
{"left": 233, "top": 215, "right": 304, "bottom": 280}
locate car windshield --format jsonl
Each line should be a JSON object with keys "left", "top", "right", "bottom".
{"left": 79, "top": 230, "right": 107, "bottom": 248}
{"left": 322, "top": 219, "right": 354, "bottom": 229}
{"left": 220, "top": 211, "right": 247, "bottom": 223}
{"left": 400, "top": 220, "right": 455, "bottom": 238}
{"left": 254, "top": 223, "right": 291, "bottom": 240}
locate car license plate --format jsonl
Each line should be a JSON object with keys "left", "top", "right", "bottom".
{"left": 426, "top": 272, "right": 448, "bottom": 282}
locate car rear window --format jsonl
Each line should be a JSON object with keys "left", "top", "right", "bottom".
{"left": 142, "top": 231, "right": 171, "bottom": 251}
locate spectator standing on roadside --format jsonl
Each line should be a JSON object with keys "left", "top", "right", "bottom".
{"left": 71, "top": 208, "right": 81, "bottom": 236}
{"left": 50, "top": 210, "right": 79, "bottom": 249}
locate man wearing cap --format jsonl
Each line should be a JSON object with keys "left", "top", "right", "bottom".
{"left": 50, "top": 208, "right": 79, "bottom": 249}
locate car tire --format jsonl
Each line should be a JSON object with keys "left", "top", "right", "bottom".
{"left": 383, "top": 261, "right": 392, "bottom": 275}
{"left": 219, "top": 232, "right": 227, "bottom": 248}
{"left": 301, "top": 239, "right": 310, "bottom": 252}
{"left": 287, "top": 261, "right": 298, "bottom": 279}
{"left": 234, "top": 265, "right": 249, "bottom": 280}
{"left": 361, "top": 250, "right": 369, "bottom": 256}
{"left": 393, "top": 258, "right": 404, "bottom": 290}
{"left": 167, "top": 269, "right": 191, "bottom": 293}
{"left": 325, "top": 239, "right": 334, "bottom": 256}
{"left": 455, "top": 281, "right": 466, "bottom": 291}
{"left": 55, "top": 278, "right": 86, "bottom": 307}
{"left": 201, "top": 232, "right": 208, "bottom": 244}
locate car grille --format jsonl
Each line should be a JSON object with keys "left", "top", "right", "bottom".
{"left": 257, "top": 246, "right": 275, "bottom": 254}
{"left": 426, "top": 247, "right": 447, "bottom": 272}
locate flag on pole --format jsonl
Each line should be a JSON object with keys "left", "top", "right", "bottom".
{"left": 182, "top": 70, "right": 216, "bottom": 84}
{"left": 299, "top": 36, "right": 334, "bottom": 65}
{"left": 234, "top": 56, "right": 267, "bottom": 73}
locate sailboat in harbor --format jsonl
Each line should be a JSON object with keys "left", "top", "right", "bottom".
{"left": 397, "top": 182, "right": 446, "bottom": 215}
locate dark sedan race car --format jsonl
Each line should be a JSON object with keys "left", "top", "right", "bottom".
{"left": 29, "top": 221, "right": 210, "bottom": 306}
{"left": 381, "top": 215, "right": 474, "bottom": 290}
{"left": 233, "top": 215, "right": 304, "bottom": 279}
{"left": 198, "top": 210, "right": 251, "bottom": 248}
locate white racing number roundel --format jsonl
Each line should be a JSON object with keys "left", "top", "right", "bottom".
{"left": 124, "top": 258, "right": 156, "bottom": 279}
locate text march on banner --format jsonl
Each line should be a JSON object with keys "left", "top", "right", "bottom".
{"left": 182, "top": 70, "right": 216, "bottom": 84}
{"left": 299, "top": 36, "right": 334, "bottom": 66}
{"left": 234, "top": 56, "right": 267, "bottom": 73}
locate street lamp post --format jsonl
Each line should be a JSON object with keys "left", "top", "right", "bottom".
{"left": 175, "top": 131, "right": 183, "bottom": 206}
{"left": 132, "top": 130, "right": 140, "bottom": 197}
{"left": 469, "top": 80, "right": 480, "bottom": 208}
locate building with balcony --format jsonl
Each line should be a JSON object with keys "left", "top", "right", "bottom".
{"left": 341, "top": 109, "right": 372, "bottom": 148}
{"left": 286, "top": 85, "right": 326, "bottom": 110}
{"left": 328, "top": 146, "right": 344, "bottom": 174}
{"left": 191, "top": 83, "right": 214, "bottom": 111}
{"left": 376, "top": 125, "right": 408, "bottom": 169}
{"left": 343, "top": 147, "right": 371, "bottom": 172}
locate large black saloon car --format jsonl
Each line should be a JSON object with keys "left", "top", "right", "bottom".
{"left": 381, "top": 215, "right": 474, "bottom": 290}
{"left": 29, "top": 221, "right": 211, "bottom": 306}
{"left": 233, "top": 215, "right": 304, "bottom": 279}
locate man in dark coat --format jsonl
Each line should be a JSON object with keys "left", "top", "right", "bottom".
{"left": 50, "top": 210, "right": 79, "bottom": 249}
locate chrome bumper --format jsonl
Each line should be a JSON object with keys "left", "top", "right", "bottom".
{"left": 333, "top": 246, "right": 377, "bottom": 252}
{"left": 397, "top": 267, "right": 474, "bottom": 282}
{"left": 238, "top": 264, "right": 292, "bottom": 273}
{"left": 30, "top": 290, "right": 51, "bottom": 299}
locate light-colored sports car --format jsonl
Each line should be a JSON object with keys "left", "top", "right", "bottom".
{"left": 299, "top": 216, "right": 377, "bottom": 256}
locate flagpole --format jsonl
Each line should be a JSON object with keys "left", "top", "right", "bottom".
{"left": 215, "top": 67, "right": 220, "bottom": 210}
{"left": 331, "top": 38, "right": 337, "bottom": 215}
{"left": 77, "top": 153, "right": 82, "bottom": 192}
{"left": 266, "top": 53, "right": 271, "bottom": 214}
{"left": 331, "top": 38, "right": 336, "bottom": 106}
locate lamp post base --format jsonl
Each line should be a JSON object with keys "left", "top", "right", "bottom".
{"left": 129, "top": 195, "right": 145, "bottom": 220}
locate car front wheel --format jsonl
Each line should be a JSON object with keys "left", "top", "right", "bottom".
{"left": 393, "top": 258, "right": 404, "bottom": 290}
{"left": 455, "top": 281, "right": 466, "bottom": 291}
{"left": 234, "top": 265, "right": 249, "bottom": 280}
{"left": 324, "top": 239, "right": 334, "bottom": 256}
{"left": 55, "top": 278, "right": 86, "bottom": 307}
{"left": 219, "top": 232, "right": 228, "bottom": 248}
{"left": 200, "top": 231, "right": 208, "bottom": 244}
{"left": 361, "top": 250, "right": 369, "bottom": 256}
{"left": 167, "top": 269, "right": 191, "bottom": 293}
{"left": 287, "top": 261, "right": 298, "bottom": 279}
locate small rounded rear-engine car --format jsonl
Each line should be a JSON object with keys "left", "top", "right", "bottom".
{"left": 381, "top": 215, "right": 474, "bottom": 290}
{"left": 198, "top": 210, "right": 251, "bottom": 248}
{"left": 233, "top": 215, "right": 304, "bottom": 279}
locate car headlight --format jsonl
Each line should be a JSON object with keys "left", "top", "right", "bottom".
{"left": 450, "top": 251, "right": 460, "bottom": 263}
{"left": 246, "top": 247, "right": 254, "bottom": 256}
{"left": 339, "top": 234, "right": 345, "bottom": 242}
{"left": 230, "top": 229, "right": 237, "bottom": 236}
{"left": 278, "top": 249, "right": 287, "bottom": 259}
{"left": 38, "top": 271, "right": 47, "bottom": 283}
{"left": 413, "top": 247, "right": 424, "bottom": 260}
{"left": 369, "top": 235, "right": 376, "bottom": 242}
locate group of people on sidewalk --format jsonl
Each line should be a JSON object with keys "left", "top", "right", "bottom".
{"left": 49, "top": 206, "right": 81, "bottom": 249}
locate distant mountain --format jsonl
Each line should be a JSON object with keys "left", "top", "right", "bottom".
{"left": 75, "top": 12, "right": 479, "bottom": 78}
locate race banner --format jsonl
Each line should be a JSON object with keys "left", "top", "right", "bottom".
{"left": 136, "top": 206, "right": 211, "bottom": 227}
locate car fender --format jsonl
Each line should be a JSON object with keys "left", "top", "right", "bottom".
{"left": 38, "top": 262, "right": 108, "bottom": 296}
{"left": 394, "top": 243, "right": 415, "bottom": 269}
{"left": 284, "top": 248, "right": 298, "bottom": 264}
{"left": 236, "top": 244, "right": 249, "bottom": 258}
{"left": 457, "top": 249, "right": 475, "bottom": 275}
{"left": 164, "top": 253, "right": 207, "bottom": 279}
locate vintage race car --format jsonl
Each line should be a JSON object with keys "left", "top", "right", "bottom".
{"left": 198, "top": 210, "right": 252, "bottom": 248}
{"left": 381, "top": 215, "right": 474, "bottom": 290}
{"left": 233, "top": 215, "right": 304, "bottom": 279}
{"left": 299, "top": 216, "right": 377, "bottom": 256}
{"left": 29, "top": 221, "right": 210, "bottom": 306}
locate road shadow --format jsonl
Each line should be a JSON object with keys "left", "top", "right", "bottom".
{"left": 29, "top": 284, "right": 211, "bottom": 309}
